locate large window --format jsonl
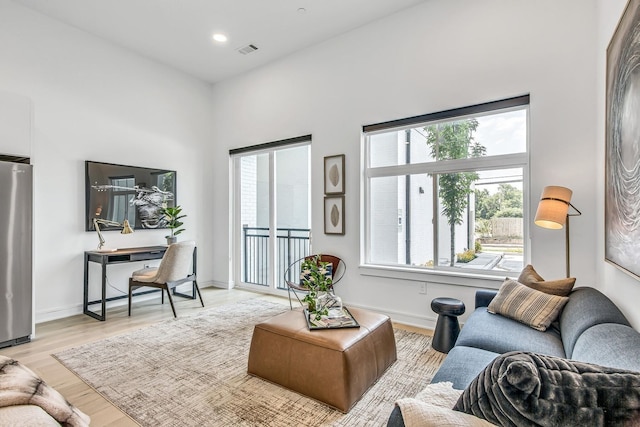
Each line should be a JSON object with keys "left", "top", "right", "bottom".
{"left": 363, "top": 96, "right": 529, "bottom": 276}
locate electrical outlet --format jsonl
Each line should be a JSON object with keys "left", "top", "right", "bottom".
{"left": 419, "top": 283, "right": 427, "bottom": 294}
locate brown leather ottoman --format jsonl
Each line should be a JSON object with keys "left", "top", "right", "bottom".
{"left": 247, "top": 306, "right": 397, "bottom": 413}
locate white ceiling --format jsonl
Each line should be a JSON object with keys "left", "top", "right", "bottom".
{"left": 13, "top": 0, "right": 427, "bottom": 84}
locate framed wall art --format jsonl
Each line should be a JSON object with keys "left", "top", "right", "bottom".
{"left": 605, "top": 0, "right": 640, "bottom": 278}
{"left": 85, "top": 161, "right": 176, "bottom": 231}
{"left": 324, "top": 154, "right": 345, "bottom": 195}
{"left": 324, "top": 195, "right": 345, "bottom": 235}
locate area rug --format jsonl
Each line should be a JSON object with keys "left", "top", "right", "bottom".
{"left": 53, "top": 299, "right": 445, "bottom": 426}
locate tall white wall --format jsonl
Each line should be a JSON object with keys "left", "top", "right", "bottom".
{"left": 596, "top": 0, "right": 640, "bottom": 328}
{"left": 0, "top": 90, "right": 32, "bottom": 156}
{"left": 211, "top": 0, "right": 599, "bottom": 328}
{"left": 0, "top": 1, "right": 214, "bottom": 322}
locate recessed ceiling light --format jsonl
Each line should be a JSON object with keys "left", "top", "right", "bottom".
{"left": 297, "top": 7, "right": 307, "bottom": 14}
{"left": 212, "top": 33, "right": 228, "bottom": 43}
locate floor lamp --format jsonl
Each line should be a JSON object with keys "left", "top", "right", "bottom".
{"left": 534, "top": 186, "right": 582, "bottom": 278}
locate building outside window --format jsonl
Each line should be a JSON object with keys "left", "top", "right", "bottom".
{"left": 363, "top": 96, "right": 529, "bottom": 276}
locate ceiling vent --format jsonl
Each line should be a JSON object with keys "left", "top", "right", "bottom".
{"left": 237, "top": 44, "right": 259, "bottom": 55}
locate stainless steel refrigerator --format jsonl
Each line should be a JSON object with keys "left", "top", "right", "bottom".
{"left": 0, "top": 159, "right": 32, "bottom": 348}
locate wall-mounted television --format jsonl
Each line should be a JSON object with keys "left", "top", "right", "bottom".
{"left": 85, "top": 161, "right": 176, "bottom": 231}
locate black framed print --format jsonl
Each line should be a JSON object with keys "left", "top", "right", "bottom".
{"left": 85, "top": 161, "right": 176, "bottom": 231}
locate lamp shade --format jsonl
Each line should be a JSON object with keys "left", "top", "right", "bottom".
{"left": 534, "top": 186, "right": 572, "bottom": 229}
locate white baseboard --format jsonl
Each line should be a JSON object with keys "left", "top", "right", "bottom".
{"left": 36, "top": 282, "right": 444, "bottom": 333}
{"left": 36, "top": 280, "right": 227, "bottom": 323}
{"left": 36, "top": 304, "right": 83, "bottom": 323}
{"left": 340, "top": 301, "right": 437, "bottom": 331}
{"left": 206, "top": 280, "right": 232, "bottom": 289}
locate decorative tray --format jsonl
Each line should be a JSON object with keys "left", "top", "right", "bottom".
{"left": 304, "top": 307, "right": 360, "bottom": 330}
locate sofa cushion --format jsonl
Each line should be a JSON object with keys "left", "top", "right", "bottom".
{"left": 560, "top": 287, "right": 631, "bottom": 358}
{"left": 431, "top": 345, "right": 499, "bottom": 390}
{"left": 457, "top": 307, "right": 565, "bottom": 357}
{"left": 454, "top": 351, "right": 640, "bottom": 427}
{"left": 488, "top": 279, "right": 569, "bottom": 331}
{"left": 517, "top": 264, "right": 575, "bottom": 296}
{"left": 572, "top": 323, "right": 640, "bottom": 372}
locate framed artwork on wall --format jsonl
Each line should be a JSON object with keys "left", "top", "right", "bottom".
{"left": 605, "top": 0, "right": 640, "bottom": 278}
{"left": 324, "top": 195, "right": 345, "bottom": 235}
{"left": 324, "top": 154, "right": 345, "bottom": 195}
{"left": 85, "top": 161, "right": 176, "bottom": 232}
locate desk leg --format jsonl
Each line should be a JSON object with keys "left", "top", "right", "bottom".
{"left": 101, "top": 258, "right": 107, "bottom": 320}
{"left": 83, "top": 253, "right": 89, "bottom": 315}
{"left": 84, "top": 257, "right": 107, "bottom": 322}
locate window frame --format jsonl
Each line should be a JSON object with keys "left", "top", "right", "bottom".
{"left": 229, "top": 135, "right": 312, "bottom": 296}
{"left": 361, "top": 96, "right": 530, "bottom": 280}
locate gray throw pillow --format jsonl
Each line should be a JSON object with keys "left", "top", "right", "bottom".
{"left": 453, "top": 351, "right": 640, "bottom": 427}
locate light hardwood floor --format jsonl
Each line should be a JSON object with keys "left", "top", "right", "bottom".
{"left": 1, "top": 287, "right": 430, "bottom": 426}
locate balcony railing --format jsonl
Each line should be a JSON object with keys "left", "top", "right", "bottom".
{"left": 242, "top": 226, "right": 311, "bottom": 289}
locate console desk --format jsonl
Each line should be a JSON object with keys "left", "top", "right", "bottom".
{"left": 83, "top": 245, "right": 197, "bottom": 321}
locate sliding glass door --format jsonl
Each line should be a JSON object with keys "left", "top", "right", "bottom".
{"left": 233, "top": 141, "right": 311, "bottom": 293}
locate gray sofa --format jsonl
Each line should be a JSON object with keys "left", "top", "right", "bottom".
{"left": 388, "top": 286, "right": 640, "bottom": 426}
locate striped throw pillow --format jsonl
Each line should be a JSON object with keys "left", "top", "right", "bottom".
{"left": 488, "top": 279, "right": 569, "bottom": 331}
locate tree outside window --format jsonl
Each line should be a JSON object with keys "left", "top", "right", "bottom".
{"left": 424, "top": 119, "right": 486, "bottom": 267}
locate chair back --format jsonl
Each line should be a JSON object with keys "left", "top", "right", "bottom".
{"left": 306, "top": 254, "right": 343, "bottom": 282}
{"left": 155, "top": 241, "right": 196, "bottom": 284}
{"left": 284, "top": 253, "right": 345, "bottom": 290}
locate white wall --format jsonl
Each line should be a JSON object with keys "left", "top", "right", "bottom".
{"left": 211, "top": 0, "right": 599, "bottom": 328}
{"left": 0, "top": 1, "right": 214, "bottom": 322}
{"left": 0, "top": 90, "right": 32, "bottom": 155}
{"left": 596, "top": 0, "right": 640, "bottom": 329}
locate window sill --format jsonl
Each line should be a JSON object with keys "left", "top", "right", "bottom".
{"left": 359, "top": 264, "right": 505, "bottom": 289}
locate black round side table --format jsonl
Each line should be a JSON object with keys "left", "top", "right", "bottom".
{"left": 431, "top": 297, "right": 466, "bottom": 353}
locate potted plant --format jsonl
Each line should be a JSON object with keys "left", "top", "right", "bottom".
{"left": 300, "top": 255, "right": 334, "bottom": 320}
{"left": 160, "top": 206, "right": 186, "bottom": 244}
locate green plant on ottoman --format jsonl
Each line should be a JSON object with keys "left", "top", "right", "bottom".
{"left": 300, "top": 255, "right": 333, "bottom": 319}
{"left": 161, "top": 206, "right": 186, "bottom": 244}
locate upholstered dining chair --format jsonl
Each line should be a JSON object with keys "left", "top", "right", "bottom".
{"left": 128, "top": 240, "right": 204, "bottom": 318}
{"left": 283, "top": 254, "right": 345, "bottom": 309}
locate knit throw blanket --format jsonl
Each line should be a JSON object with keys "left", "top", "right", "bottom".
{"left": 396, "top": 381, "right": 495, "bottom": 426}
{"left": 0, "top": 355, "right": 90, "bottom": 426}
{"left": 454, "top": 351, "right": 640, "bottom": 427}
